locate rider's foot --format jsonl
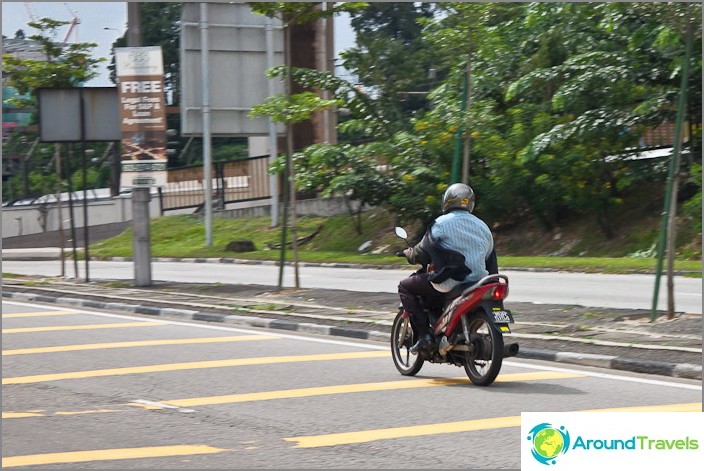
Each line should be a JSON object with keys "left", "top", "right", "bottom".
{"left": 410, "top": 333, "right": 434, "bottom": 355}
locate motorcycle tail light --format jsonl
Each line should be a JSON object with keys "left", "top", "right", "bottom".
{"left": 485, "top": 284, "right": 508, "bottom": 300}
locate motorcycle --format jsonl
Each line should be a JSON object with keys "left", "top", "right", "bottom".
{"left": 391, "top": 227, "right": 519, "bottom": 386}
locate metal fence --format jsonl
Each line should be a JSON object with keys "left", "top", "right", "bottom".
{"left": 158, "top": 155, "right": 271, "bottom": 213}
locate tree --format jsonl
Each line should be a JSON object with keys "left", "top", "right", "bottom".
{"left": 343, "top": 3, "right": 439, "bottom": 126}
{"left": 3, "top": 18, "right": 103, "bottom": 105}
{"left": 250, "top": 2, "right": 366, "bottom": 288}
{"left": 2, "top": 18, "right": 105, "bottom": 200}
{"left": 421, "top": 2, "right": 701, "bottom": 236}
{"left": 504, "top": 2, "right": 701, "bottom": 236}
{"left": 252, "top": 2, "right": 701, "bottom": 246}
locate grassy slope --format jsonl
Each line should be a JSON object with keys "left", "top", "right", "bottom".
{"left": 89, "top": 209, "right": 702, "bottom": 274}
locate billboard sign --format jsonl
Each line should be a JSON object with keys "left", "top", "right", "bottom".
{"left": 37, "top": 87, "right": 121, "bottom": 142}
{"left": 115, "top": 46, "right": 168, "bottom": 187}
{"left": 180, "top": 2, "right": 285, "bottom": 136}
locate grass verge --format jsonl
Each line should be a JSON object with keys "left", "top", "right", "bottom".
{"left": 86, "top": 213, "right": 701, "bottom": 275}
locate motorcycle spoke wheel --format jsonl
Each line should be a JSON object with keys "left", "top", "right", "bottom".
{"left": 391, "top": 309, "right": 424, "bottom": 376}
{"left": 462, "top": 312, "right": 503, "bottom": 386}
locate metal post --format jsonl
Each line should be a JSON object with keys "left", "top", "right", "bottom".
{"left": 325, "top": 2, "right": 337, "bottom": 145}
{"left": 451, "top": 61, "right": 469, "bottom": 184}
{"left": 54, "top": 142, "right": 65, "bottom": 277}
{"left": 126, "top": 3, "right": 142, "bottom": 46}
{"left": 651, "top": 21, "right": 694, "bottom": 320}
{"left": 200, "top": 2, "right": 213, "bottom": 247}
{"left": 284, "top": 22, "right": 300, "bottom": 289}
{"left": 266, "top": 17, "right": 280, "bottom": 227}
{"left": 462, "top": 52, "right": 472, "bottom": 184}
{"left": 127, "top": 1, "right": 152, "bottom": 286}
{"left": 132, "top": 187, "right": 152, "bottom": 286}
{"left": 65, "top": 143, "right": 80, "bottom": 279}
{"left": 79, "top": 89, "right": 90, "bottom": 282}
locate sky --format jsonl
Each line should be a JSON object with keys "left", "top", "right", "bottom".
{"left": 1, "top": 2, "right": 357, "bottom": 87}
{"left": 2, "top": 2, "right": 128, "bottom": 86}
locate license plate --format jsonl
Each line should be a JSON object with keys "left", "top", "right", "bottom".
{"left": 490, "top": 310, "right": 514, "bottom": 323}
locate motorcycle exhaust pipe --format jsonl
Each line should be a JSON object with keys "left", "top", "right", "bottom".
{"left": 503, "top": 342, "right": 519, "bottom": 358}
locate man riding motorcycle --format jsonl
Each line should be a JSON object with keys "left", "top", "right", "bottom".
{"left": 398, "top": 183, "right": 498, "bottom": 354}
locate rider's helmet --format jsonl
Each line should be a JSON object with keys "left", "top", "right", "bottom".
{"left": 442, "top": 183, "right": 475, "bottom": 214}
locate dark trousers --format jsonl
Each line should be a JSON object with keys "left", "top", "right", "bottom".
{"left": 398, "top": 272, "right": 446, "bottom": 337}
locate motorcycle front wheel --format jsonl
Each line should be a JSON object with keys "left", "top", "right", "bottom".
{"left": 390, "top": 309, "right": 424, "bottom": 376}
{"left": 462, "top": 311, "right": 504, "bottom": 386}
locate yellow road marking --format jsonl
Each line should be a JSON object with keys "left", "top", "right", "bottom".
{"left": 2, "top": 350, "right": 389, "bottom": 385}
{"left": 2, "top": 322, "right": 161, "bottom": 334}
{"left": 285, "top": 402, "right": 703, "bottom": 448}
{"left": 2, "top": 412, "right": 44, "bottom": 419}
{"left": 288, "top": 416, "right": 523, "bottom": 448}
{"left": 2, "top": 335, "right": 279, "bottom": 356}
{"left": 2, "top": 311, "right": 77, "bottom": 318}
{"left": 2, "top": 445, "right": 227, "bottom": 468}
{"left": 54, "top": 409, "right": 123, "bottom": 416}
{"left": 162, "top": 371, "right": 584, "bottom": 408}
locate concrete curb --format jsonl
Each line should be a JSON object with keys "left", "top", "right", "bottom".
{"left": 3, "top": 289, "right": 701, "bottom": 380}
{"left": 93, "top": 256, "right": 704, "bottom": 275}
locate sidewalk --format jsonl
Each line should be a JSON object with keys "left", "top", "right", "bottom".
{"left": 2, "top": 275, "right": 701, "bottom": 380}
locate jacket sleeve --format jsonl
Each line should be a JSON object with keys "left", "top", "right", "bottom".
{"left": 485, "top": 249, "right": 499, "bottom": 275}
{"left": 405, "top": 244, "right": 431, "bottom": 265}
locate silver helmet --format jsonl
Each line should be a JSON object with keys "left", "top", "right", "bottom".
{"left": 442, "top": 183, "right": 475, "bottom": 213}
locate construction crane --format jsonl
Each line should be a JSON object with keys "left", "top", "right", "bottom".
{"left": 23, "top": 2, "right": 39, "bottom": 23}
{"left": 23, "top": 2, "right": 80, "bottom": 44}
{"left": 62, "top": 3, "right": 80, "bottom": 44}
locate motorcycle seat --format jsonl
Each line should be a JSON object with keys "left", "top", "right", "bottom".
{"left": 443, "top": 282, "right": 473, "bottom": 305}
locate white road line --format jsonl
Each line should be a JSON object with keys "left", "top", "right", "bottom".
{"left": 129, "top": 400, "right": 195, "bottom": 413}
{"left": 4, "top": 300, "right": 701, "bottom": 391}
{"left": 2, "top": 301, "right": 387, "bottom": 350}
{"left": 502, "top": 360, "right": 702, "bottom": 391}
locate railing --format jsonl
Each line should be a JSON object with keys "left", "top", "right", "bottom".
{"left": 158, "top": 155, "right": 272, "bottom": 212}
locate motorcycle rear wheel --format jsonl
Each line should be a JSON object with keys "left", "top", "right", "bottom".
{"left": 391, "top": 309, "right": 424, "bottom": 376}
{"left": 462, "top": 311, "right": 504, "bottom": 386}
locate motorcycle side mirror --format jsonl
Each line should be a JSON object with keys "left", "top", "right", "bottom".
{"left": 394, "top": 227, "right": 408, "bottom": 240}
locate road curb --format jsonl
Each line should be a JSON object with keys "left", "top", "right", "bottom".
{"left": 3, "top": 288, "right": 700, "bottom": 380}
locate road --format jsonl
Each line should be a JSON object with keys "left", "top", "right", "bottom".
{"left": 2, "top": 300, "right": 701, "bottom": 469}
{"left": 2, "top": 259, "right": 702, "bottom": 313}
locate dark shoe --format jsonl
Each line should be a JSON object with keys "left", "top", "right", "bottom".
{"left": 410, "top": 333, "right": 434, "bottom": 355}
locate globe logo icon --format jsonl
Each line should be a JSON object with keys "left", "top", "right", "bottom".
{"left": 527, "top": 423, "right": 570, "bottom": 465}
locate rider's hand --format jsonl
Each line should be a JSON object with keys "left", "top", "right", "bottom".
{"left": 403, "top": 248, "right": 413, "bottom": 263}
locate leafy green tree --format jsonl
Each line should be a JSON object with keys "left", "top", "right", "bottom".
{"left": 3, "top": 18, "right": 103, "bottom": 105}
{"left": 252, "top": 2, "right": 701, "bottom": 244}
{"left": 2, "top": 18, "right": 105, "bottom": 200}
{"left": 342, "top": 3, "right": 439, "bottom": 125}
{"left": 423, "top": 2, "right": 701, "bottom": 236}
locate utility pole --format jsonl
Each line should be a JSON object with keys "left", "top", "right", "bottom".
{"left": 127, "top": 2, "right": 152, "bottom": 287}
{"left": 200, "top": 2, "right": 213, "bottom": 247}
{"left": 265, "top": 17, "right": 280, "bottom": 228}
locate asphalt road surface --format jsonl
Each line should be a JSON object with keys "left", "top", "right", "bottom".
{"left": 3, "top": 260, "right": 702, "bottom": 313}
{"left": 2, "top": 300, "right": 701, "bottom": 469}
